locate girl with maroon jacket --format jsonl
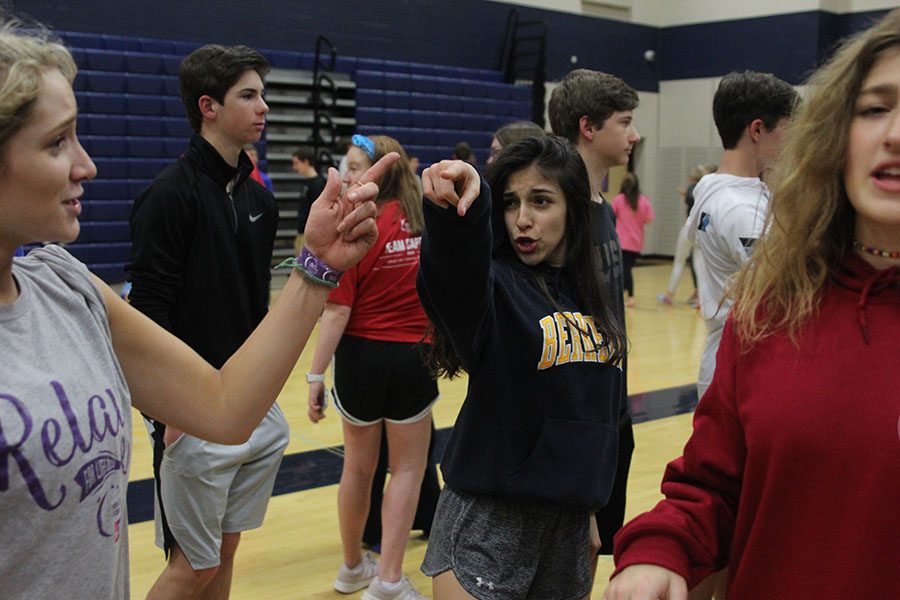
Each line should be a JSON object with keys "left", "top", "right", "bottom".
{"left": 604, "top": 9, "right": 900, "bottom": 600}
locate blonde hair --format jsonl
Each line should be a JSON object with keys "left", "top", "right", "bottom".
{"left": 0, "top": 19, "right": 76, "bottom": 155}
{"left": 370, "top": 135, "right": 424, "bottom": 234}
{"left": 731, "top": 8, "right": 900, "bottom": 345}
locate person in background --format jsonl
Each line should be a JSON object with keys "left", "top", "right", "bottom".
{"left": 452, "top": 141, "right": 476, "bottom": 167}
{"left": 360, "top": 146, "right": 435, "bottom": 556}
{"left": 603, "top": 9, "right": 900, "bottom": 599}
{"left": 408, "top": 153, "right": 423, "bottom": 196}
{"left": 292, "top": 145, "right": 327, "bottom": 252}
{"left": 129, "top": 45, "right": 288, "bottom": 600}
{"left": 657, "top": 164, "right": 715, "bottom": 308}
{"left": 338, "top": 135, "right": 352, "bottom": 177}
{"left": 612, "top": 172, "right": 655, "bottom": 308}
{"left": 486, "top": 120, "right": 546, "bottom": 167}
{"left": 549, "top": 68, "right": 640, "bottom": 567}
{"left": 686, "top": 70, "right": 798, "bottom": 400}
{"left": 244, "top": 143, "right": 274, "bottom": 192}
{"left": 308, "top": 134, "right": 435, "bottom": 600}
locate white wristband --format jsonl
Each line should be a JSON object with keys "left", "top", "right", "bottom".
{"left": 306, "top": 373, "right": 325, "bottom": 383}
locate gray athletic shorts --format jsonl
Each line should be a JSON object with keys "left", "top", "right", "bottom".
{"left": 148, "top": 403, "right": 290, "bottom": 570}
{"left": 421, "top": 486, "right": 592, "bottom": 600}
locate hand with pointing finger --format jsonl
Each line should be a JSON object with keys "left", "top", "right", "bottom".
{"left": 421, "top": 159, "right": 482, "bottom": 216}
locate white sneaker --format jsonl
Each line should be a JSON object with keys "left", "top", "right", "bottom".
{"left": 333, "top": 552, "right": 379, "bottom": 594}
{"left": 362, "top": 576, "right": 429, "bottom": 600}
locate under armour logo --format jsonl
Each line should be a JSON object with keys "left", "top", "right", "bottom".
{"left": 475, "top": 577, "right": 495, "bottom": 591}
{"left": 249, "top": 213, "right": 264, "bottom": 222}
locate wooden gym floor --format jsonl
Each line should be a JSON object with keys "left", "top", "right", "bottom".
{"left": 126, "top": 261, "right": 706, "bottom": 598}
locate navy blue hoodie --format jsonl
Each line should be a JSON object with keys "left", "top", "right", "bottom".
{"left": 417, "top": 181, "right": 623, "bottom": 510}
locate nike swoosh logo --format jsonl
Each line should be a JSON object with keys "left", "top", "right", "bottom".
{"left": 249, "top": 213, "right": 264, "bottom": 222}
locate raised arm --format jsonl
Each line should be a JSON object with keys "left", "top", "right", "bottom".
{"left": 106, "top": 155, "right": 398, "bottom": 444}
{"left": 416, "top": 160, "right": 494, "bottom": 369}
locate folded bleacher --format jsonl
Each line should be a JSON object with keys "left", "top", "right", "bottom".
{"left": 58, "top": 30, "right": 533, "bottom": 282}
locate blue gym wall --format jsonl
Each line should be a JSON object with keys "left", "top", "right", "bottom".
{"left": 16, "top": 0, "right": 886, "bottom": 92}
{"left": 11, "top": 1, "right": 891, "bottom": 275}
{"left": 658, "top": 9, "right": 890, "bottom": 83}
{"left": 15, "top": 0, "right": 656, "bottom": 89}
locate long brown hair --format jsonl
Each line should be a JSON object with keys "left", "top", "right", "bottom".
{"left": 619, "top": 172, "right": 639, "bottom": 211}
{"left": 427, "top": 135, "right": 626, "bottom": 377}
{"left": 370, "top": 135, "right": 424, "bottom": 234}
{"left": 731, "top": 8, "right": 900, "bottom": 346}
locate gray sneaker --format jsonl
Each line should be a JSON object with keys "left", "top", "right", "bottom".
{"left": 362, "top": 576, "right": 429, "bottom": 600}
{"left": 333, "top": 552, "right": 379, "bottom": 594}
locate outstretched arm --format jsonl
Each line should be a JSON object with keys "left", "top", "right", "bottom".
{"left": 106, "top": 154, "right": 399, "bottom": 444}
{"left": 417, "top": 160, "right": 494, "bottom": 369}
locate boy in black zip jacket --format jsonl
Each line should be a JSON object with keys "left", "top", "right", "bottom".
{"left": 127, "top": 45, "right": 288, "bottom": 600}
{"left": 418, "top": 137, "right": 626, "bottom": 600}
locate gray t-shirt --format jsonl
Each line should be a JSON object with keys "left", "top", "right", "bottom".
{"left": 0, "top": 245, "right": 132, "bottom": 599}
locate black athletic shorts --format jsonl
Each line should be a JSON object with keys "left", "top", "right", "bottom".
{"left": 332, "top": 334, "right": 438, "bottom": 425}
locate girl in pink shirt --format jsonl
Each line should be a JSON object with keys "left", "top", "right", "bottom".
{"left": 612, "top": 173, "right": 655, "bottom": 307}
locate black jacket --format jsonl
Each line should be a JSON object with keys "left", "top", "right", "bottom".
{"left": 127, "top": 133, "right": 277, "bottom": 368}
{"left": 417, "top": 181, "right": 623, "bottom": 510}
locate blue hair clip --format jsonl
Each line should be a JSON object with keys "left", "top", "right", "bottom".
{"left": 351, "top": 134, "right": 376, "bottom": 160}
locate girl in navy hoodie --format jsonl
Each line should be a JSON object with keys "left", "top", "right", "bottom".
{"left": 417, "top": 136, "right": 626, "bottom": 600}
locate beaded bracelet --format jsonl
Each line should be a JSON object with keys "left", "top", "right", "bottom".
{"left": 275, "top": 246, "right": 343, "bottom": 288}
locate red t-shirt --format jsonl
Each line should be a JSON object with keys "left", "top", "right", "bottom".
{"left": 328, "top": 200, "right": 429, "bottom": 343}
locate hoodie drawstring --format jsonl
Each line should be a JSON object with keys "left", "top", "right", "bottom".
{"left": 855, "top": 267, "right": 900, "bottom": 344}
